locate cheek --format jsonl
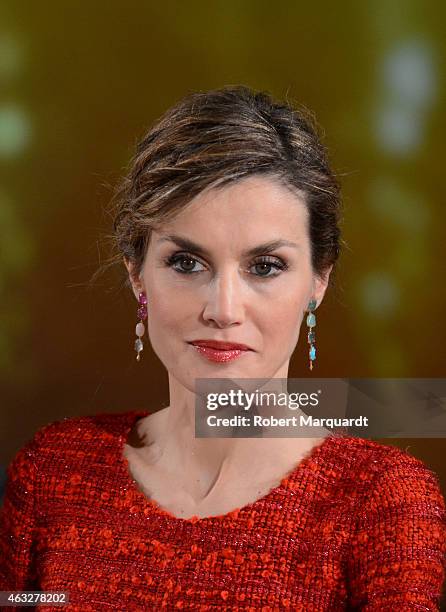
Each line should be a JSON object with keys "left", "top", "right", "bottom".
{"left": 272, "top": 311, "right": 302, "bottom": 343}
{"left": 146, "top": 290, "right": 195, "bottom": 352}
{"left": 146, "top": 307, "right": 181, "bottom": 368}
{"left": 148, "top": 273, "right": 199, "bottom": 317}
{"left": 269, "top": 288, "right": 305, "bottom": 321}
{"left": 147, "top": 300, "right": 181, "bottom": 343}
{"left": 262, "top": 292, "right": 306, "bottom": 346}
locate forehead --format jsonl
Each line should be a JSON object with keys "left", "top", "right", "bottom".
{"left": 155, "top": 175, "right": 309, "bottom": 245}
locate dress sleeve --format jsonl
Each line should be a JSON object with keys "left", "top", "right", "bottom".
{"left": 0, "top": 434, "right": 42, "bottom": 590}
{"left": 347, "top": 449, "right": 446, "bottom": 611}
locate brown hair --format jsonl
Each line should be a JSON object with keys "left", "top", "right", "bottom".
{"left": 101, "top": 85, "right": 342, "bottom": 289}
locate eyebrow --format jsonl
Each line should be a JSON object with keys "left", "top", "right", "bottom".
{"left": 158, "top": 234, "right": 300, "bottom": 257}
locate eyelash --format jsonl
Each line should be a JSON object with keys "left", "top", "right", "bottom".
{"left": 164, "top": 252, "right": 289, "bottom": 278}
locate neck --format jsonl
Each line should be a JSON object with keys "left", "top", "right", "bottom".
{"left": 147, "top": 363, "right": 314, "bottom": 485}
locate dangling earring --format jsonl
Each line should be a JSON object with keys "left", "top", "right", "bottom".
{"left": 306, "top": 298, "right": 317, "bottom": 371}
{"left": 134, "top": 291, "right": 148, "bottom": 361}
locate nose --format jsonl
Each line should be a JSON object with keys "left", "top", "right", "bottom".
{"left": 202, "top": 268, "right": 246, "bottom": 328}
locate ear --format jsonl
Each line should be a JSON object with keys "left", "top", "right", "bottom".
{"left": 124, "top": 257, "right": 144, "bottom": 301}
{"left": 311, "top": 265, "right": 333, "bottom": 309}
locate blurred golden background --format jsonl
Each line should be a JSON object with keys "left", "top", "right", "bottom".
{"left": 1, "top": 0, "right": 445, "bottom": 515}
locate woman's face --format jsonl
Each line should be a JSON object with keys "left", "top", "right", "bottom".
{"left": 126, "top": 175, "right": 331, "bottom": 389}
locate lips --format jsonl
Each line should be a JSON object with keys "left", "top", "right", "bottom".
{"left": 188, "top": 340, "right": 251, "bottom": 351}
{"left": 188, "top": 339, "right": 252, "bottom": 363}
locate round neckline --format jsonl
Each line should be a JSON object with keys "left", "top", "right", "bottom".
{"left": 117, "top": 409, "right": 336, "bottom": 525}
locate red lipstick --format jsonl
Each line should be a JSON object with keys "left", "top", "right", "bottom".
{"left": 188, "top": 340, "right": 252, "bottom": 363}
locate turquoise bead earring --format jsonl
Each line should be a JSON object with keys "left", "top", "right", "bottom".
{"left": 306, "top": 299, "right": 317, "bottom": 371}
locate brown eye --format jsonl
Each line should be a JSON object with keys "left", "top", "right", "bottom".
{"left": 250, "top": 257, "right": 288, "bottom": 278}
{"left": 165, "top": 253, "right": 206, "bottom": 274}
{"left": 178, "top": 257, "right": 196, "bottom": 272}
{"left": 254, "top": 262, "right": 273, "bottom": 276}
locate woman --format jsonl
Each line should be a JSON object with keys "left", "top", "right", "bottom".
{"left": 1, "top": 86, "right": 445, "bottom": 610}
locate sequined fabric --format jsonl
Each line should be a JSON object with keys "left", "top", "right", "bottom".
{"left": 1, "top": 410, "right": 445, "bottom": 611}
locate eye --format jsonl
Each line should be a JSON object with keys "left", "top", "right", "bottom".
{"left": 165, "top": 253, "right": 206, "bottom": 274}
{"left": 164, "top": 252, "right": 288, "bottom": 278}
{"left": 249, "top": 257, "right": 288, "bottom": 278}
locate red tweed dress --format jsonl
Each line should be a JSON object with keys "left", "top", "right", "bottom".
{"left": 1, "top": 410, "right": 445, "bottom": 611}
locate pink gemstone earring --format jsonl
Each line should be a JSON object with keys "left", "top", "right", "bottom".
{"left": 134, "top": 291, "right": 148, "bottom": 361}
